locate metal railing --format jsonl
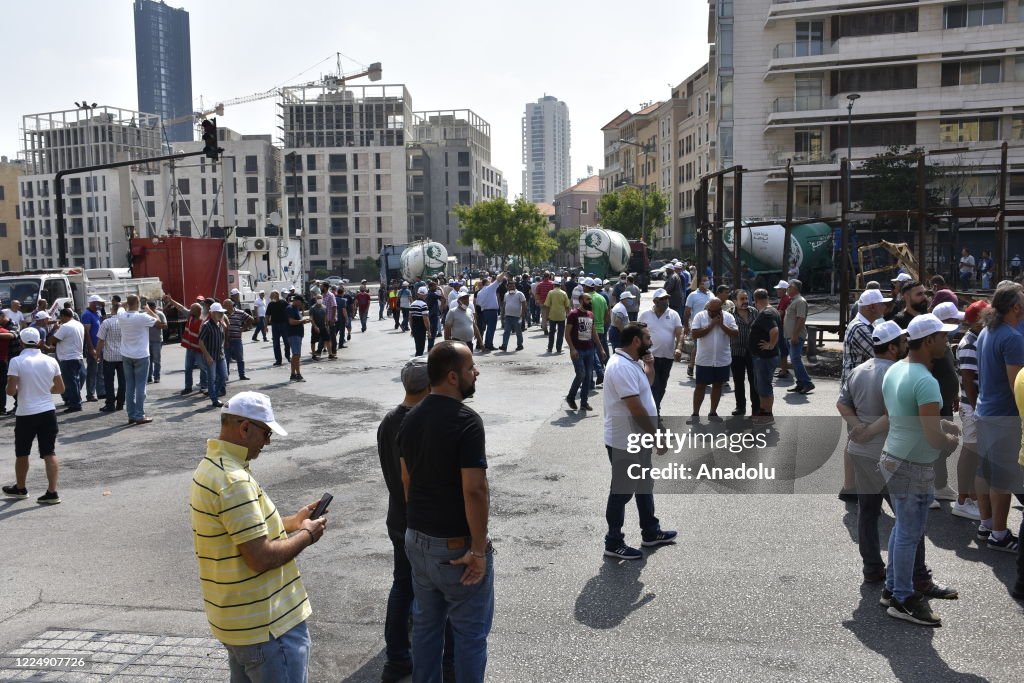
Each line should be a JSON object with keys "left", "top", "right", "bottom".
{"left": 772, "top": 41, "right": 836, "bottom": 59}
{"left": 771, "top": 95, "right": 837, "bottom": 113}
{"left": 770, "top": 149, "right": 833, "bottom": 165}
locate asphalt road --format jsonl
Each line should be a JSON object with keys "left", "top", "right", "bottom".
{"left": 1, "top": 314, "right": 1022, "bottom": 682}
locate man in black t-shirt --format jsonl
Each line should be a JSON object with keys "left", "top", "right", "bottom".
{"left": 286, "top": 297, "right": 310, "bottom": 382}
{"left": 748, "top": 289, "right": 781, "bottom": 423}
{"left": 376, "top": 359, "right": 454, "bottom": 682}
{"left": 398, "top": 341, "right": 492, "bottom": 683}
{"left": 265, "top": 291, "right": 291, "bottom": 365}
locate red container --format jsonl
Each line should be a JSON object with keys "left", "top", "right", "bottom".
{"left": 130, "top": 236, "right": 229, "bottom": 304}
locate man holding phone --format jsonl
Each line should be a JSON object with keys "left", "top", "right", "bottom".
{"left": 191, "top": 391, "right": 326, "bottom": 681}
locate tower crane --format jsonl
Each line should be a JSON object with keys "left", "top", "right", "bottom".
{"left": 161, "top": 56, "right": 383, "bottom": 132}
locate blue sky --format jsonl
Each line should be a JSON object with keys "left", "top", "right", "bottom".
{"left": 1, "top": 0, "right": 710, "bottom": 197}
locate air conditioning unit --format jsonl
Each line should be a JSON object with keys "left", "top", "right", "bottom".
{"left": 253, "top": 238, "right": 267, "bottom": 251}
{"left": 238, "top": 238, "right": 249, "bottom": 252}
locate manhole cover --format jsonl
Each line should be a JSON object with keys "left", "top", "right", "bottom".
{"left": 0, "top": 629, "right": 229, "bottom": 682}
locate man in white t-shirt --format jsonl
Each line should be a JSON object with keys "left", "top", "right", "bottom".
{"left": 683, "top": 277, "right": 712, "bottom": 378}
{"left": 251, "top": 291, "right": 269, "bottom": 342}
{"left": 48, "top": 308, "right": 86, "bottom": 413}
{"left": 638, "top": 289, "right": 683, "bottom": 416}
{"left": 2, "top": 300, "right": 26, "bottom": 330}
{"left": 118, "top": 294, "right": 165, "bottom": 425}
{"left": 2, "top": 327, "right": 65, "bottom": 505}
{"left": 601, "top": 322, "right": 676, "bottom": 560}
{"left": 688, "top": 297, "right": 738, "bottom": 420}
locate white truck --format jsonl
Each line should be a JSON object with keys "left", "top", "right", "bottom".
{"left": 0, "top": 268, "right": 164, "bottom": 316}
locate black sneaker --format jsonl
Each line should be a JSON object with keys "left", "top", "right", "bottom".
{"left": 916, "top": 582, "right": 958, "bottom": 600}
{"left": 273, "top": 361, "right": 283, "bottom": 367}
{"left": 565, "top": 397, "right": 578, "bottom": 410}
{"left": 787, "top": 385, "right": 804, "bottom": 393}
{"left": 580, "top": 402, "right": 593, "bottom": 411}
{"left": 211, "top": 401, "right": 224, "bottom": 408}
{"left": 687, "top": 367, "right": 694, "bottom": 378}
{"left": 2, "top": 485, "right": 28, "bottom": 499}
{"left": 62, "top": 406, "right": 82, "bottom": 414}
{"left": 37, "top": 490, "right": 61, "bottom": 505}
{"left": 799, "top": 383, "right": 816, "bottom": 394}
{"left": 603, "top": 544, "right": 643, "bottom": 560}
{"left": 99, "top": 405, "right": 116, "bottom": 412}
{"left": 1012, "top": 583, "right": 1024, "bottom": 601}
{"left": 295, "top": 375, "right": 307, "bottom": 382}
{"left": 238, "top": 376, "right": 251, "bottom": 380}
{"left": 987, "top": 530, "right": 1018, "bottom": 553}
{"left": 641, "top": 530, "right": 678, "bottom": 547}
{"left": 180, "top": 388, "right": 193, "bottom": 396}
{"left": 732, "top": 407, "right": 745, "bottom": 416}
{"left": 381, "top": 659, "right": 413, "bottom": 683}
{"left": 887, "top": 593, "right": 941, "bottom": 627}
{"left": 879, "top": 588, "right": 892, "bottom": 607}
{"left": 977, "top": 522, "right": 992, "bottom": 540}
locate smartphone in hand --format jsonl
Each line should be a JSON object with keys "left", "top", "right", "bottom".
{"left": 310, "top": 493, "right": 333, "bottom": 520}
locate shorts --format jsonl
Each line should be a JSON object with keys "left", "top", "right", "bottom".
{"left": 975, "top": 415, "right": 1024, "bottom": 492}
{"left": 695, "top": 364, "right": 730, "bottom": 386}
{"left": 287, "top": 336, "right": 303, "bottom": 356}
{"left": 15, "top": 410, "right": 59, "bottom": 458}
{"left": 959, "top": 403, "right": 977, "bottom": 445}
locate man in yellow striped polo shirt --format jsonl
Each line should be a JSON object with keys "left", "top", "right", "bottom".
{"left": 191, "top": 391, "right": 328, "bottom": 682}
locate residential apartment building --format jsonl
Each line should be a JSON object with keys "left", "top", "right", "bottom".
{"left": 553, "top": 175, "right": 601, "bottom": 229}
{"left": 407, "top": 110, "right": 504, "bottom": 262}
{"left": 673, "top": 62, "right": 716, "bottom": 251}
{"left": 137, "top": 127, "right": 284, "bottom": 275}
{"left": 134, "top": 0, "right": 194, "bottom": 143}
{"left": 281, "top": 83, "right": 412, "bottom": 279}
{"left": 600, "top": 110, "right": 632, "bottom": 195}
{"left": 709, "top": 0, "right": 1024, "bottom": 225}
{"left": 19, "top": 106, "right": 163, "bottom": 269}
{"left": 0, "top": 158, "right": 25, "bottom": 271}
{"left": 522, "top": 96, "right": 572, "bottom": 203}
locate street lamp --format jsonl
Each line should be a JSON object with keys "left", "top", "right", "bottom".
{"left": 845, "top": 93, "right": 860, "bottom": 205}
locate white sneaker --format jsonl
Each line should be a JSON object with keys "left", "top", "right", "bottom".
{"left": 929, "top": 499, "right": 941, "bottom": 509}
{"left": 951, "top": 499, "right": 981, "bottom": 520}
{"left": 933, "top": 485, "right": 958, "bottom": 501}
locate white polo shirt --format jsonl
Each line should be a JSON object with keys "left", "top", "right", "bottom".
{"left": 603, "top": 350, "right": 658, "bottom": 450}
{"left": 690, "top": 309, "right": 737, "bottom": 368}
{"left": 638, "top": 307, "right": 682, "bottom": 360}
{"left": 52, "top": 319, "right": 85, "bottom": 361}
{"left": 118, "top": 310, "right": 157, "bottom": 359}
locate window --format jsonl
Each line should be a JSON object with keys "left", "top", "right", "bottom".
{"left": 329, "top": 176, "right": 348, "bottom": 193}
{"left": 832, "top": 120, "right": 917, "bottom": 148}
{"left": 376, "top": 216, "right": 383, "bottom": 233}
{"left": 374, "top": 153, "right": 381, "bottom": 169}
{"left": 833, "top": 65, "right": 917, "bottom": 92}
{"left": 246, "top": 177, "right": 259, "bottom": 193}
{"left": 941, "top": 59, "right": 1002, "bottom": 85}
{"left": 246, "top": 198, "right": 258, "bottom": 214}
{"left": 328, "top": 154, "right": 347, "bottom": 171}
{"left": 285, "top": 155, "right": 302, "bottom": 173}
{"left": 458, "top": 171, "right": 470, "bottom": 186}
{"left": 0, "top": 222, "right": 6, "bottom": 237}
{"left": 1014, "top": 55, "right": 1024, "bottom": 82}
{"left": 309, "top": 240, "right": 319, "bottom": 256}
{"left": 795, "top": 129, "right": 824, "bottom": 161}
{"left": 308, "top": 197, "right": 318, "bottom": 213}
{"left": 144, "top": 180, "right": 154, "bottom": 196}
{"left": 796, "top": 184, "right": 822, "bottom": 217}
{"left": 719, "top": 26, "right": 733, "bottom": 68}
{"left": 177, "top": 178, "right": 190, "bottom": 195}
{"left": 459, "top": 190, "right": 471, "bottom": 205}
{"left": 307, "top": 176, "right": 317, "bottom": 192}
{"left": 308, "top": 218, "right": 318, "bottom": 234}
{"left": 376, "top": 195, "right": 382, "bottom": 212}
{"left": 832, "top": 9, "right": 918, "bottom": 38}
{"left": 944, "top": 2, "right": 1004, "bottom": 28}
{"left": 244, "top": 155, "right": 258, "bottom": 173}
{"left": 375, "top": 175, "right": 382, "bottom": 191}
{"left": 581, "top": 200, "right": 589, "bottom": 215}
{"left": 306, "top": 154, "right": 317, "bottom": 171}
{"left": 795, "top": 21, "right": 824, "bottom": 57}
{"left": 457, "top": 151, "right": 470, "bottom": 167}
{"left": 354, "top": 197, "right": 360, "bottom": 213}
{"left": 939, "top": 117, "right": 1000, "bottom": 142}
{"left": 1013, "top": 116, "right": 1024, "bottom": 140}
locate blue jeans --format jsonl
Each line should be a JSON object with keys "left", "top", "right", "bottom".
{"left": 752, "top": 355, "right": 779, "bottom": 397}
{"left": 480, "top": 309, "right": 498, "bottom": 348}
{"left": 85, "top": 354, "right": 99, "bottom": 398}
{"left": 606, "top": 446, "right": 660, "bottom": 549}
{"left": 184, "top": 348, "right": 208, "bottom": 392}
{"left": 595, "top": 331, "right": 607, "bottom": 381}
{"left": 385, "top": 528, "right": 455, "bottom": 666}
{"left": 123, "top": 356, "right": 150, "bottom": 421}
{"left": 224, "top": 620, "right": 310, "bottom": 683}
{"left": 148, "top": 340, "right": 162, "bottom": 381}
{"left": 568, "top": 347, "right": 597, "bottom": 403}
{"left": 405, "top": 529, "right": 494, "bottom": 683}
{"left": 207, "top": 356, "right": 228, "bottom": 403}
{"left": 59, "top": 359, "right": 83, "bottom": 409}
{"left": 226, "top": 338, "right": 246, "bottom": 379}
{"left": 251, "top": 316, "right": 267, "bottom": 341}
{"left": 429, "top": 313, "right": 440, "bottom": 349}
{"left": 880, "top": 453, "right": 935, "bottom": 602}
{"left": 272, "top": 324, "right": 290, "bottom": 363}
{"left": 788, "top": 336, "right": 811, "bottom": 386}
{"left": 501, "top": 315, "right": 523, "bottom": 349}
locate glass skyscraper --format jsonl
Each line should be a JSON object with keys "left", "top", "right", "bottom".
{"left": 134, "top": 0, "right": 193, "bottom": 143}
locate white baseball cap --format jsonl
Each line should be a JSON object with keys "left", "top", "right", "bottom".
{"left": 857, "top": 290, "right": 892, "bottom": 307}
{"left": 259, "top": 290, "right": 265, "bottom": 295}
{"left": 932, "top": 302, "right": 965, "bottom": 322}
{"left": 417, "top": 286, "right": 428, "bottom": 295}
{"left": 458, "top": 288, "right": 470, "bottom": 297}
{"left": 595, "top": 278, "right": 604, "bottom": 286}
{"left": 652, "top": 288, "right": 669, "bottom": 299}
{"left": 209, "top": 302, "right": 225, "bottom": 313}
{"left": 19, "top": 327, "right": 41, "bottom": 345}
{"left": 907, "top": 313, "right": 958, "bottom": 341}
{"left": 222, "top": 391, "right": 287, "bottom": 436}
{"left": 891, "top": 273, "right": 913, "bottom": 283}
{"left": 871, "top": 320, "right": 907, "bottom": 345}
{"left": 87, "top": 294, "right": 105, "bottom": 304}
{"left": 774, "top": 280, "right": 789, "bottom": 290}
{"left": 34, "top": 311, "right": 50, "bottom": 320}
{"left": 619, "top": 291, "right": 635, "bottom": 300}
{"left": 583, "top": 278, "right": 595, "bottom": 287}
{"left": 230, "top": 288, "right": 240, "bottom": 295}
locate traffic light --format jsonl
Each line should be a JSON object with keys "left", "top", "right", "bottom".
{"left": 201, "top": 118, "right": 223, "bottom": 161}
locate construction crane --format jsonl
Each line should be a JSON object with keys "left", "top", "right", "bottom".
{"left": 161, "top": 55, "right": 383, "bottom": 131}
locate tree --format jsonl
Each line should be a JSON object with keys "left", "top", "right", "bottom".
{"left": 859, "top": 145, "right": 943, "bottom": 231}
{"left": 454, "top": 196, "right": 555, "bottom": 269}
{"left": 596, "top": 186, "right": 668, "bottom": 242}
{"left": 552, "top": 227, "right": 579, "bottom": 267}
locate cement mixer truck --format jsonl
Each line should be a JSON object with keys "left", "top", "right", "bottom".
{"left": 399, "top": 241, "right": 450, "bottom": 283}
{"left": 579, "top": 227, "right": 652, "bottom": 291}
{"left": 721, "top": 221, "right": 833, "bottom": 282}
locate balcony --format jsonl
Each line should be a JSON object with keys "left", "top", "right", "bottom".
{"left": 772, "top": 95, "right": 837, "bottom": 113}
{"left": 772, "top": 41, "right": 836, "bottom": 60}
{"left": 770, "top": 149, "right": 834, "bottom": 166}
